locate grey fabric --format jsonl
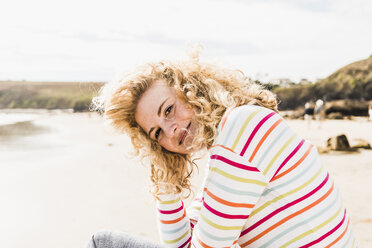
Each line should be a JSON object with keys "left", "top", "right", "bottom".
{"left": 86, "top": 230, "right": 165, "bottom": 248}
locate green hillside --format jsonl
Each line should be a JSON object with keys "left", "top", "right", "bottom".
{"left": 0, "top": 81, "right": 104, "bottom": 112}
{"left": 273, "top": 56, "right": 372, "bottom": 112}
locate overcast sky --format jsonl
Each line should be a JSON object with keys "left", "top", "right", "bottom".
{"left": 1, "top": 0, "right": 371, "bottom": 82}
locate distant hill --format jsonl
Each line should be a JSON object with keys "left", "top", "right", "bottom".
{"left": 0, "top": 81, "right": 104, "bottom": 111}
{"left": 273, "top": 55, "right": 372, "bottom": 111}
{"left": 316, "top": 55, "right": 372, "bottom": 100}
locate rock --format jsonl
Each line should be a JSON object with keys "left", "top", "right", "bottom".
{"left": 327, "top": 112, "right": 344, "bottom": 120}
{"left": 326, "top": 134, "right": 351, "bottom": 151}
{"left": 317, "top": 146, "right": 330, "bottom": 154}
{"left": 351, "top": 138, "right": 372, "bottom": 149}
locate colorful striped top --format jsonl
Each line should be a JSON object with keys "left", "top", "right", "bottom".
{"left": 156, "top": 105, "right": 356, "bottom": 248}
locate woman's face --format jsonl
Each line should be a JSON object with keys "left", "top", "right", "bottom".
{"left": 135, "top": 80, "right": 198, "bottom": 154}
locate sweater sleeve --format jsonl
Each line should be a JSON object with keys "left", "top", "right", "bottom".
{"left": 157, "top": 105, "right": 290, "bottom": 247}
{"left": 156, "top": 160, "right": 208, "bottom": 247}
{"left": 156, "top": 194, "right": 191, "bottom": 247}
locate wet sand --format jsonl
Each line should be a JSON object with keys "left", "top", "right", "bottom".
{"left": 0, "top": 112, "right": 371, "bottom": 247}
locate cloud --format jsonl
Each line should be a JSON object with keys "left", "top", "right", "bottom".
{"left": 0, "top": 0, "right": 371, "bottom": 81}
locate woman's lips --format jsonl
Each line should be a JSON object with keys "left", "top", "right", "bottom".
{"left": 179, "top": 122, "right": 191, "bottom": 145}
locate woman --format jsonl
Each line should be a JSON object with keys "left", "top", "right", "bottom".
{"left": 304, "top": 102, "right": 313, "bottom": 128}
{"left": 89, "top": 53, "right": 356, "bottom": 247}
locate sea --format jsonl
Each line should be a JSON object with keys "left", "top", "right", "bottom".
{"left": 0, "top": 109, "right": 73, "bottom": 151}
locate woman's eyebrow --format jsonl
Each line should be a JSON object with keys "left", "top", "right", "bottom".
{"left": 148, "top": 98, "right": 169, "bottom": 137}
{"left": 157, "top": 98, "right": 169, "bottom": 116}
{"left": 148, "top": 127, "right": 154, "bottom": 137}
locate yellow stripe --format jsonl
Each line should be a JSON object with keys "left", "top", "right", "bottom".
{"left": 231, "top": 108, "right": 262, "bottom": 150}
{"left": 163, "top": 229, "right": 189, "bottom": 244}
{"left": 251, "top": 167, "right": 323, "bottom": 218}
{"left": 281, "top": 205, "right": 343, "bottom": 248}
{"left": 210, "top": 167, "right": 266, "bottom": 186}
{"left": 201, "top": 214, "right": 243, "bottom": 230}
{"left": 192, "top": 206, "right": 201, "bottom": 211}
{"left": 263, "top": 134, "right": 296, "bottom": 175}
{"left": 158, "top": 198, "right": 180, "bottom": 204}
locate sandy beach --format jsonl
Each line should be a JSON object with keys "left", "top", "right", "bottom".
{"left": 0, "top": 111, "right": 371, "bottom": 248}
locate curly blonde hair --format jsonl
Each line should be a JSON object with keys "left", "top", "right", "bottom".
{"left": 92, "top": 56, "right": 278, "bottom": 198}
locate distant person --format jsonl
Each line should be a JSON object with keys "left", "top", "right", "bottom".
{"left": 314, "top": 99, "right": 325, "bottom": 128}
{"left": 304, "top": 102, "right": 313, "bottom": 127}
{"left": 369, "top": 103, "right": 372, "bottom": 122}
{"left": 88, "top": 50, "right": 356, "bottom": 247}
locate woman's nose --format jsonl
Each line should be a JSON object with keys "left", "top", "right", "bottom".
{"left": 163, "top": 121, "right": 177, "bottom": 138}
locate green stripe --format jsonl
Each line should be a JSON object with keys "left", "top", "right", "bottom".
{"left": 280, "top": 205, "right": 342, "bottom": 248}
{"left": 199, "top": 225, "right": 236, "bottom": 241}
{"left": 231, "top": 108, "right": 262, "bottom": 150}
{"left": 210, "top": 167, "right": 266, "bottom": 186}
{"left": 263, "top": 134, "right": 296, "bottom": 175}
{"left": 209, "top": 178, "right": 261, "bottom": 197}
{"left": 251, "top": 166, "right": 323, "bottom": 218}
{"left": 163, "top": 229, "right": 189, "bottom": 244}
{"left": 161, "top": 222, "right": 188, "bottom": 234}
{"left": 158, "top": 198, "right": 180, "bottom": 204}
{"left": 201, "top": 214, "right": 243, "bottom": 230}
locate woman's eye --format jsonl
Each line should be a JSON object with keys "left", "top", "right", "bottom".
{"left": 155, "top": 128, "right": 161, "bottom": 140}
{"left": 165, "top": 105, "right": 173, "bottom": 116}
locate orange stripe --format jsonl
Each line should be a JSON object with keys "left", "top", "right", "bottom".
{"left": 271, "top": 144, "right": 314, "bottom": 182}
{"left": 159, "top": 210, "right": 186, "bottom": 224}
{"left": 221, "top": 108, "right": 234, "bottom": 131}
{"left": 204, "top": 188, "right": 254, "bottom": 208}
{"left": 210, "top": 144, "right": 236, "bottom": 153}
{"left": 196, "top": 233, "right": 233, "bottom": 248}
{"left": 249, "top": 119, "right": 283, "bottom": 162}
{"left": 242, "top": 183, "right": 335, "bottom": 247}
{"left": 196, "top": 234, "right": 214, "bottom": 248}
{"left": 324, "top": 219, "right": 350, "bottom": 248}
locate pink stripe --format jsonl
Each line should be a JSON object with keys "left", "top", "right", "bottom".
{"left": 240, "top": 112, "right": 276, "bottom": 156}
{"left": 158, "top": 202, "right": 184, "bottom": 215}
{"left": 299, "top": 209, "right": 347, "bottom": 248}
{"left": 203, "top": 200, "right": 249, "bottom": 219}
{"left": 271, "top": 139, "right": 305, "bottom": 180}
{"left": 178, "top": 236, "right": 191, "bottom": 248}
{"left": 210, "top": 154, "right": 259, "bottom": 172}
{"left": 193, "top": 198, "right": 202, "bottom": 203}
{"left": 240, "top": 173, "right": 330, "bottom": 237}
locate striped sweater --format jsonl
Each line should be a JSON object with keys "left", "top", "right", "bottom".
{"left": 156, "top": 105, "right": 356, "bottom": 248}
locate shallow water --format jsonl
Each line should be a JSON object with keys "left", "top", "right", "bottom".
{"left": 0, "top": 111, "right": 63, "bottom": 151}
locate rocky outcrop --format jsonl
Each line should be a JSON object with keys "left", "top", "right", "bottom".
{"left": 351, "top": 138, "right": 372, "bottom": 149}
{"left": 326, "top": 134, "right": 352, "bottom": 151}
{"left": 324, "top": 134, "right": 371, "bottom": 152}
